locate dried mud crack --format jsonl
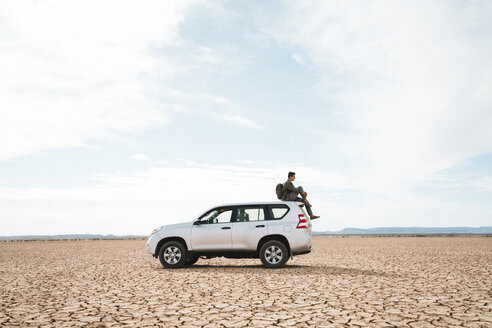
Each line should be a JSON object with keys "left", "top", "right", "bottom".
{"left": 0, "top": 236, "right": 490, "bottom": 327}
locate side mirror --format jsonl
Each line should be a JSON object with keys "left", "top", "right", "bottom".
{"left": 193, "top": 221, "right": 201, "bottom": 225}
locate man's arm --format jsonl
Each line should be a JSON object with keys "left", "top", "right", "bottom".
{"left": 283, "top": 181, "right": 299, "bottom": 194}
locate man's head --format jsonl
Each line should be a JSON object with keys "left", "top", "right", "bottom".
{"left": 288, "top": 172, "right": 296, "bottom": 181}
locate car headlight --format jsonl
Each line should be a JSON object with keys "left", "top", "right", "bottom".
{"left": 150, "top": 228, "right": 159, "bottom": 237}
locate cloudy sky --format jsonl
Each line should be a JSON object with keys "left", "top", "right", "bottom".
{"left": 1, "top": 0, "right": 491, "bottom": 235}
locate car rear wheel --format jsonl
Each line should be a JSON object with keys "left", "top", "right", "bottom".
{"left": 259, "top": 240, "right": 289, "bottom": 268}
{"left": 159, "top": 241, "right": 187, "bottom": 268}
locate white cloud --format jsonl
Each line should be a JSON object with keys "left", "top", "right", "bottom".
{"left": 3, "top": 160, "right": 489, "bottom": 235}
{"left": 208, "top": 111, "right": 263, "bottom": 129}
{"left": 468, "top": 176, "right": 492, "bottom": 192}
{"left": 261, "top": 1, "right": 492, "bottom": 187}
{"left": 166, "top": 91, "right": 263, "bottom": 129}
{"left": 0, "top": 0, "right": 259, "bottom": 160}
{"left": 131, "top": 154, "right": 152, "bottom": 161}
{"left": 0, "top": 162, "right": 351, "bottom": 234}
{"left": 422, "top": 174, "right": 492, "bottom": 193}
{"left": 291, "top": 53, "right": 305, "bottom": 65}
{"left": 0, "top": 0, "right": 200, "bottom": 160}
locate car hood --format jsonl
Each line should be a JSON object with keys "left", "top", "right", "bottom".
{"left": 159, "top": 221, "right": 192, "bottom": 231}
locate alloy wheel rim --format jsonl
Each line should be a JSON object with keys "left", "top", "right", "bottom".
{"left": 265, "top": 245, "right": 283, "bottom": 264}
{"left": 163, "top": 246, "right": 182, "bottom": 264}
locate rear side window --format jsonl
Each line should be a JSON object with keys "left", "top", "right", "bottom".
{"left": 233, "top": 207, "right": 265, "bottom": 222}
{"left": 266, "top": 205, "right": 290, "bottom": 220}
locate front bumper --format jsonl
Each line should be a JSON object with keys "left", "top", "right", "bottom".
{"left": 146, "top": 234, "right": 159, "bottom": 256}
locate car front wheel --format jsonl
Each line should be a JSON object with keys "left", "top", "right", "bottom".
{"left": 259, "top": 240, "right": 289, "bottom": 268}
{"left": 159, "top": 241, "right": 187, "bottom": 268}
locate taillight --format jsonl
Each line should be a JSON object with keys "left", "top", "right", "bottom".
{"left": 296, "top": 214, "right": 308, "bottom": 229}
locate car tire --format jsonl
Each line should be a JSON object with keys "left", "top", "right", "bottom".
{"left": 158, "top": 241, "right": 187, "bottom": 269}
{"left": 259, "top": 240, "right": 289, "bottom": 268}
{"left": 184, "top": 254, "right": 199, "bottom": 266}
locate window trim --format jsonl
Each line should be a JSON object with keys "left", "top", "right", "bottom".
{"left": 266, "top": 204, "right": 290, "bottom": 220}
{"left": 197, "top": 204, "right": 291, "bottom": 223}
{"left": 197, "top": 207, "right": 234, "bottom": 224}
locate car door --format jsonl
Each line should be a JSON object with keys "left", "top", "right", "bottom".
{"left": 191, "top": 207, "right": 233, "bottom": 251}
{"left": 231, "top": 206, "right": 268, "bottom": 250}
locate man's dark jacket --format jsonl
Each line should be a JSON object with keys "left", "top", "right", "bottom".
{"left": 281, "top": 180, "right": 299, "bottom": 201}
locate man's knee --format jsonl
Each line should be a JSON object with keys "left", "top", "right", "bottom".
{"left": 297, "top": 186, "right": 304, "bottom": 192}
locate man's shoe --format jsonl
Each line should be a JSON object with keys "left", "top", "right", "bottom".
{"left": 310, "top": 215, "right": 320, "bottom": 220}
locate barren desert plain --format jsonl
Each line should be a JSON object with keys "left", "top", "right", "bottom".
{"left": 0, "top": 236, "right": 491, "bottom": 327}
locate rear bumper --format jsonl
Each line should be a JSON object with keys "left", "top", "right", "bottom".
{"left": 289, "top": 228, "right": 313, "bottom": 254}
{"left": 292, "top": 249, "right": 311, "bottom": 256}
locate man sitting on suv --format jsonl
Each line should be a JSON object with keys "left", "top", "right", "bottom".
{"left": 282, "top": 172, "right": 320, "bottom": 220}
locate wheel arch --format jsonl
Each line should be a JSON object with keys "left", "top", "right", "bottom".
{"left": 257, "top": 234, "right": 291, "bottom": 257}
{"left": 154, "top": 236, "right": 189, "bottom": 258}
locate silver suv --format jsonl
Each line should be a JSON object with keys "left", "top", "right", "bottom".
{"left": 146, "top": 201, "right": 313, "bottom": 268}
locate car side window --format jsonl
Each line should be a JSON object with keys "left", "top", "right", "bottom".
{"left": 199, "top": 208, "right": 233, "bottom": 224}
{"left": 215, "top": 210, "right": 233, "bottom": 223}
{"left": 267, "top": 205, "right": 289, "bottom": 220}
{"left": 233, "top": 207, "right": 265, "bottom": 222}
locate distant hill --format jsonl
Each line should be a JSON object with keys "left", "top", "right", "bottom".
{"left": 1, "top": 227, "right": 491, "bottom": 241}
{"left": 314, "top": 226, "right": 492, "bottom": 235}
{"left": 0, "top": 234, "right": 146, "bottom": 241}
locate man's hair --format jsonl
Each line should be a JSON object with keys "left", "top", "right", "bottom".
{"left": 288, "top": 172, "right": 295, "bottom": 178}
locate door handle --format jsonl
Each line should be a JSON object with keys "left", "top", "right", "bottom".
{"left": 256, "top": 225, "right": 265, "bottom": 228}
{"left": 221, "top": 226, "right": 231, "bottom": 230}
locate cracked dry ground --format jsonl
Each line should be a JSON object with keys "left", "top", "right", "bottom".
{"left": 0, "top": 237, "right": 491, "bottom": 328}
